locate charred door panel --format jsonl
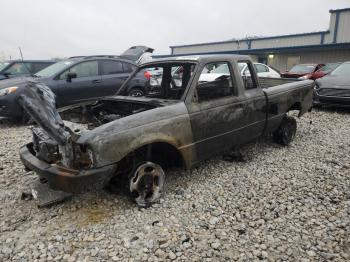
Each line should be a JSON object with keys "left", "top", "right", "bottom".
{"left": 187, "top": 96, "right": 248, "bottom": 162}
{"left": 240, "top": 88, "right": 267, "bottom": 141}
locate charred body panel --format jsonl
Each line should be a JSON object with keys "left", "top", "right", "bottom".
{"left": 19, "top": 55, "right": 314, "bottom": 200}
{"left": 20, "top": 143, "right": 116, "bottom": 193}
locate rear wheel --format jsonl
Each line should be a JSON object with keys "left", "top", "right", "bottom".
{"left": 129, "top": 161, "right": 165, "bottom": 207}
{"left": 273, "top": 116, "right": 297, "bottom": 146}
{"left": 128, "top": 88, "right": 144, "bottom": 97}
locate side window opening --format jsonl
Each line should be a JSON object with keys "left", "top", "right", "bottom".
{"left": 123, "top": 63, "right": 195, "bottom": 100}
{"left": 59, "top": 61, "right": 98, "bottom": 79}
{"left": 122, "top": 62, "right": 136, "bottom": 73}
{"left": 255, "top": 64, "right": 269, "bottom": 73}
{"left": 240, "top": 61, "right": 258, "bottom": 90}
{"left": 101, "top": 60, "right": 123, "bottom": 75}
{"left": 4, "top": 62, "right": 30, "bottom": 75}
{"left": 196, "top": 62, "right": 236, "bottom": 102}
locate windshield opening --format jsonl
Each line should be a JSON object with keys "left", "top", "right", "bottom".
{"left": 119, "top": 62, "right": 196, "bottom": 100}
{"left": 36, "top": 60, "right": 73, "bottom": 77}
{"left": 0, "top": 62, "right": 9, "bottom": 72}
{"left": 330, "top": 62, "right": 350, "bottom": 76}
{"left": 289, "top": 65, "right": 315, "bottom": 74}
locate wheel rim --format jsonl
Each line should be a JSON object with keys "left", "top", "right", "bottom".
{"left": 129, "top": 89, "right": 143, "bottom": 97}
{"left": 129, "top": 162, "right": 165, "bottom": 207}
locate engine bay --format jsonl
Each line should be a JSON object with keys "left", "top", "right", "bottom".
{"left": 59, "top": 100, "right": 158, "bottom": 130}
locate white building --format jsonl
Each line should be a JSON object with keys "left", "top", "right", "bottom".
{"left": 166, "top": 8, "right": 350, "bottom": 71}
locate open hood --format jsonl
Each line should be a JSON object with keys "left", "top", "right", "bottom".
{"left": 119, "top": 46, "right": 154, "bottom": 62}
{"left": 19, "top": 81, "right": 71, "bottom": 145}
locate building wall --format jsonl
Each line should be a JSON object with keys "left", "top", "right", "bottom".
{"left": 171, "top": 9, "right": 350, "bottom": 55}
{"left": 268, "top": 49, "right": 350, "bottom": 71}
{"left": 337, "top": 10, "right": 350, "bottom": 43}
{"left": 172, "top": 41, "right": 249, "bottom": 55}
{"left": 168, "top": 8, "right": 350, "bottom": 72}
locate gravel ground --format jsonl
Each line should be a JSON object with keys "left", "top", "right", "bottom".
{"left": 0, "top": 108, "right": 349, "bottom": 262}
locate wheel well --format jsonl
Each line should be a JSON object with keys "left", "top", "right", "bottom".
{"left": 117, "top": 142, "right": 185, "bottom": 173}
{"left": 133, "top": 142, "right": 184, "bottom": 169}
{"left": 288, "top": 102, "right": 301, "bottom": 112}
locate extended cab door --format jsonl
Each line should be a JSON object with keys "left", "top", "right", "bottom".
{"left": 186, "top": 61, "right": 250, "bottom": 162}
{"left": 55, "top": 61, "right": 101, "bottom": 106}
{"left": 239, "top": 61, "right": 267, "bottom": 139}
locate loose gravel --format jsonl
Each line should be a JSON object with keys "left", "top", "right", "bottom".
{"left": 0, "top": 108, "right": 349, "bottom": 261}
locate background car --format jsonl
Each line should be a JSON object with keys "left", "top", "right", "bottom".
{"left": 299, "top": 62, "right": 341, "bottom": 80}
{"left": 314, "top": 62, "right": 350, "bottom": 107}
{"left": 242, "top": 63, "right": 281, "bottom": 78}
{"left": 0, "top": 46, "right": 153, "bottom": 120}
{"left": 281, "top": 63, "right": 325, "bottom": 78}
{"left": 199, "top": 62, "right": 280, "bottom": 82}
{"left": 0, "top": 60, "right": 54, "bottom": 80}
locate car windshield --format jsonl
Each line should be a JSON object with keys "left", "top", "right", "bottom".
{"left": 119, "top": 62, "right": 196, "bottom": 100}
{"left": 330, "top": 62, "right": 350, "bottom": 76}
{"left": 289, "top": 65, "right": 315, "bottom": 73}
{"left": 35, "top": 60, "right": 74, "bottom": 77}
{"left": 0, "top": 62, "right": 9, "bottom": 71}
{"left": 317, "top": 63, "right": 340, "bottom": 73}
{"left": 211, "top": 64, "right": 230, "bottom": 74}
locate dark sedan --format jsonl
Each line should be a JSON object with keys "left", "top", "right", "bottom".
{"left": 0, "top": 60, "right": 54, "bottom": 80}
{"left": 0, "top": 46, "right": 153, "bottom": 120}
{"left": 314, "top": 62, "right": 350, "bottom": 107}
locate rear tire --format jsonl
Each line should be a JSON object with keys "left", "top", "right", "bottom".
{"left": 128, "top": 88, "right": 144, "bottom": 97}
{"left": 273, "top": 116, "right": 297, "bottom": 146}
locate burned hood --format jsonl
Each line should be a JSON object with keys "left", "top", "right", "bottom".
{"left": 119, "top": 46, "right": 154, "bottom": 62}
{"left": 19, "top": 81, "right": 70, "bottom": 145}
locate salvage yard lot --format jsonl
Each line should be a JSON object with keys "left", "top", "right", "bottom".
{"left": 0, "top": 109, "right": 349, "bottom": 261}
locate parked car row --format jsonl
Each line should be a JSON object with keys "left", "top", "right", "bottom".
{"left": 279, "top": 62, "right": 349, "bottom": 107}
{"left": 0, "top": 46, "right": 153, "bottom": 120}
{"left": 0, "top": 49, "right": 349, "bottom": 123}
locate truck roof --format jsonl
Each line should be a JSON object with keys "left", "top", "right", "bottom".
{"left": 144, "top": 54, "right": 252, "bottom": 66}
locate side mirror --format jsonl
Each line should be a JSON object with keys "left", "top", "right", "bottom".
{"left": 66, "top": 72, "right": 77, "bottom": 82}
{"left": 3, "top": 72, "right": 11, "bottom": 78}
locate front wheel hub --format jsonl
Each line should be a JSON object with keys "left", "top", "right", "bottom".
{"left": 129, "top": 162, "right": 165, "bottom": 207}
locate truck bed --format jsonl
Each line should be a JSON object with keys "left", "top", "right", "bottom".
{"left": 259, "top": 77, "right": 300, "bottom": 89}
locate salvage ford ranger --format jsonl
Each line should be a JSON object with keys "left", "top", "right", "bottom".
{"left": 19, "top": 55, "right": 314, "bottom": 207}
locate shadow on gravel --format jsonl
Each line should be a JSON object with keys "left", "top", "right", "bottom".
{"left": 0, "top": 117, "right": 23, "bottom": 127}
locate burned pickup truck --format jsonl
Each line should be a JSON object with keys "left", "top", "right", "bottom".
{"left": 19, "top": 55, "right": 314, "bottom": 207}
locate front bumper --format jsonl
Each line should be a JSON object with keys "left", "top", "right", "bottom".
{"left": 20, "top": 143, "right": 117, "bottom": 193}
{"left": 313, "top": 93, "right": 350, "bottom": 107}
{"left": 0, "top": 96, "right": 22, "bottom": 118}
{"left": 313, "top": 87, "right": 350, "bottom": 107}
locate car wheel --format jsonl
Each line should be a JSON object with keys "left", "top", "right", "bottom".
{"left": 128, "top": 88, "right": 144, "bottom": 97}
{"left": 129, "top": 161, "right": 165, "bottom": 207}
{"left": 273, "top": 116, "right": 297, "bottom": 146}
